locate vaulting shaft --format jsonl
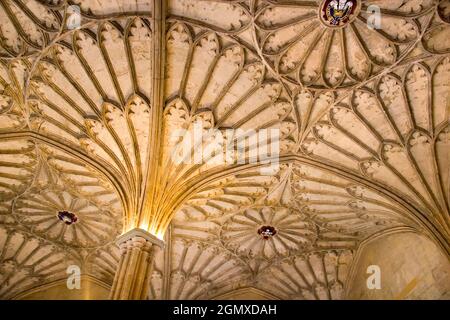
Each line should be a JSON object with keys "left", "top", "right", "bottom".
{"left": 110, "top": 228, "right": 164, "bottom": 300}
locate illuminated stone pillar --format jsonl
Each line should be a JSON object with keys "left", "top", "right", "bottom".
{"left": 109, "top": 228, "right": 164, "bottom": 300}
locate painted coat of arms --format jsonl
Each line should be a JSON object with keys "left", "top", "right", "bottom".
{"left": 320, "top": 0, "right": 358, "bottom": 27}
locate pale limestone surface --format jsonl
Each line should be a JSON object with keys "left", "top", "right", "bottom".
{"left": 347, "top": 232, "right": 450, "bottom": 300}
{"left": 0, "top": 0, "right": 449, "bottom": 300}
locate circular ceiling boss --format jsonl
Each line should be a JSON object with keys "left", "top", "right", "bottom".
{"left": 319, "top": 0, "right": 360, "bottom": 28}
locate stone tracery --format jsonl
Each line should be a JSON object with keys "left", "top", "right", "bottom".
{"left": 0, "top": 0, "right": 449, "bottom": 300}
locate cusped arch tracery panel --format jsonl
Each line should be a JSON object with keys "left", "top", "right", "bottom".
{"left": 0, "top": 0, "right": 449, "bottom": 300}
{"left": 254, "top": 0, "right": 437, "bottom": 89}
{"left": 26, "top": 16, "right": 153, "bottom": 228}
{"left": 161, "top": 160, "right": 416, "bottom": 300}
{"left": 0, "top": 225, "right": 79, "bottom": 299}
{"left": 298, "top": 56, "right": 450, "bottom": 243}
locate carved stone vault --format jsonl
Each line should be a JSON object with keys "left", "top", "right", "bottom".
{"left": 0, "top": 0, "right": 449, "bottom": 300}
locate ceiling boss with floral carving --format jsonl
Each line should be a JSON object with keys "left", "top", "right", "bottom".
{"left": 0, "top": 0, "right": 449, "bottom": 300}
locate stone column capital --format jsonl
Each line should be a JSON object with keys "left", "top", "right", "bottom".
{"left": 116, "top": 228, "right": 165, "bottom": 249}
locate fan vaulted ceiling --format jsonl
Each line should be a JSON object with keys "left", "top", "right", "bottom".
{"left": 0, "top": 0, "right": 449, "bottom": 299}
